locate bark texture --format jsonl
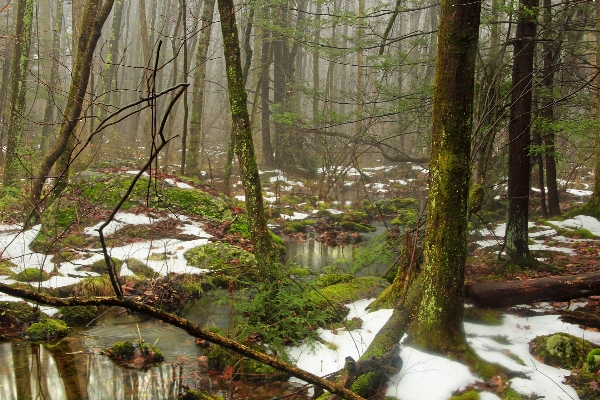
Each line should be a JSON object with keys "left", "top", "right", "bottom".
{"left": 505, "top": 0, "right": 537, "bottom": 266}
{"left": 408, "top": 0, "right": 481, "bottom": 352}
{"left": 217, "top": 0, "right": 278, "bottom": 267}
{"left": 3, "top": 0, "right": 35, "bottom": 189}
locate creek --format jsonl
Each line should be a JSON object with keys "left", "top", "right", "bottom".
{"left": 0, "top": 223, "right": 388, "bottom": 399}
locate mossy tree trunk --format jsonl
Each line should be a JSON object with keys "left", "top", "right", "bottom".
{"left": 583, "top": 0, "right": 600, "bottom": 218}
{"left": 187, "top": 0, "right": 216, "bottom": 178}
{"left": 216, "top": 0, "right": 278, "bottom": 268}
{"left": 504, "top": 0, "right": 537, "bottom": 266}
{"left": 408, "top": 0, "right": 481, "bottom": 352}
{"left": 29, "top": 0, "right": 115, "bottom": 211}
{"left": 3, "top": 0, "right": 35, "bottom": 190}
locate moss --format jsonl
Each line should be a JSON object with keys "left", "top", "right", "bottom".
{"left": 314, "top": 273, "right": 354, "bottom": 288}
{"left": 227, "top": 217, "right": 251, "bottom": 239}
{"left": 25, "top": 319, "right": 69, "bottom": 341}
{"left": 51, "top": 251, "right": 78, "bottom": 264}
{"left": 14, "top": 268, "right": 50, "bottom": 282}
{"left": 463, "top": 307, "right": 503, "bottom": 325}
{"left": 468, "top": 184, "right": 485, "bottom": 216}
{"left": 125, "top": 258, "right": 156, "bottom": 278}
{"left": 78, "top": 257, "right": 122, "bottom": 275}
{"left": 449, "top": 390, "right": 480, "bottom": 400}
{"left": 529, "top": 333, "right": 596, "bottom": 370}
{"left": 586, "top": 348, "right": 600, "bottom": 372}
{"left": 0, "top": 301, "right": 41, "bottom": 324}
{"left": 59, "top": 306, "right": 98, "bottom": 326}
{"left": 181, "top": 389, "right": 225, "bottom": 400}
{"left": 310, "top": 276, "right": 390, "bottom": 308}
{"left": 390, "top": 210, "right": 417, "bottom": 226}
{"left": 566, "top": 371, "right": 600, "bottom": 400}
{"left": 0, "top": 259, "right": 16, "bottom": 276}
{"left": 104, "top": 340, "right": 165, "bottom": 367}
{"left": 339, "top": 221, "right": 376, "bottom": 232}
{"left": 350, "top": 371, "right": 377, "bottom": 396}
{"left": 147, "top": 252, "right": 167, "bottom": 261}
{"left": 184, "top": 242, "right": 257, "bottom": 276}
{"left": 63, "top": 234, "right": 86, "bottom": 247}
{"left": 73, "top": 275, "right": 118, "bottom": 297}
{"left": 342, "top": 211, "right": 368, "bottom": 223}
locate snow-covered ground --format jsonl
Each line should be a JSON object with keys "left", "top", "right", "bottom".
{"left": 1, "top": 206, "right": 600, "bottom": 399}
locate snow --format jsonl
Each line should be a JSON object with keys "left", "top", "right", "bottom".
{"left": 282, "top": 212, "right": 310, "bottom": 220}
{"left": 83, "top": 212, "right": 161, "bottom": 236}
{"left": 164, "top": 178, "right": 194, "bottom": 189}
{"left": 566, "top": 188, "right": 593, "bottom": 197}
{"left": 551, "top": 215, "right": 600, "bottom": 236}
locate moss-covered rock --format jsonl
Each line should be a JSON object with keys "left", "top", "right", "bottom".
{"left": 339, "top": 221, "right": 376, "bottom": 232}
{"left": 0, "top": 301, "right": 42, "bottom": 326}
{"left": 125, "top": 258, "right": 156, "bottom": 278}
{"left": 77, "top": 257, "right": 122, "bottom": 275}
{"left": 59, "top": 306, "right": 98, "bottom": 326}
{"left": 14, "top": 268, "right": 50, "bottom": 282}
{"left": 0, "top": 259, "right": 16, "bottom": 276}
{"left": 72, "top": 275, "right": 118, "bottom": 297}
{"left": 313, "top": 273, "right": 354, "bottom": 288}
{"left": 390, "top": 209, "right": 418, "bottom": 227}
{"left": 450, "top": 390, "right": 480, "bottom": 400}
{"left": 310, "top": 276, "right": 390, "bottom": 308}
{"left": 25, "top": 319, "right": 69, "bottom": 341}
{"left": 529, "top": 333, "right": 596, "bottom": 370}
{"left": 586, "top": 348, "right": 600, "bottom": 372}
{"left": 104, "top": 340, "right": 164, "bottom": 369}
{"left": 184, "top": 242, "right": 257, "bottom": 277}
{"left": 566, "top": 371, "right": 600, "bottom": 400}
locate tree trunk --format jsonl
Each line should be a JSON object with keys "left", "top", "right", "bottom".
{"left": 41, "top": 0, "right": 64, "bottom": 158}
{"left": 260, "top": 9, "right": 274, "bottom": 168}
{"left": 467, "top": 272, "right": 600, "bottom": 308}
{"left": 541, "top": 0, "right": 560, "bottom": 216}
{"left": 180, "top": 0, "right": 189, "bottom": 175}
{"left": 408, "top": 0, "right": 481, "bottom": 352}
{"left": 29, "top": 0, "right": 115, "bottom": 210}
{"left": 505, "top": 0, "right": 537, "bottom": 267}
{"left": 216, "top": 0, "right": 278, "bottom": 268}
{"left": 3, "top": 0, "right": 35, "bottom": 190}
{"left": 187, "top": 0, "right": 216, "bottom": 178}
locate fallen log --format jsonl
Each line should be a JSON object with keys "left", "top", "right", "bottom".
{"left": 466, "top": 272, "right": 600, "bottom": 308}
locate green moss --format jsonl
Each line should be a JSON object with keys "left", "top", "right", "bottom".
{"left": 125, "top": 258, "right": 156, "bottom": 278}
{"left": 59, "top": 306, "right": 98, "bottom": 326}
{"left": 0, "top": 259, "right": 16, "bottom": 276}
{"left": 585, "top": 348, "right": 600, "bottom": 372}
{"left": 468, "top": 184, "right": 485, "bottom": 216}
{"left": 14, "top": 268, "right": 50, "bottom": 282}
{"left": 184, "top": 242, "right": 257, "bottom": 276}
{"left": 104, "top": 340, "right": 164, "bottom": 365}
{"left": 147, "top": 252, "right": 167, "bottom": 261}
{"left": 0, "top": 301, "right": 41, "bottom": 324}
{"left": 310, "top": 276, "right": 390, "bottom": 308}
{"left": 529, "top": 333, "right": 596, "bottom": 369}
{"left": 25, "top": 319, "right": 68, "bottom": 341}
{"left": 313, "top": 273, "right": 354, "bottom": 288}
{"left": 78, "top": 257, "right": 122, "bottom": 275}
{"left": 449, "top": 390, "right": 480, "bottom": 400}
{"left": 566, "top": 371, "right": 600, "bottom": 400}
{"left": 63, "top": 234, "right": 86, "bottom": 247}
{"left": 390, "top": 209, "right": 418, "bottom": 226}
{"left": 181, "top": 389, "right": 225, "bottom": 400}
{"left": 339, "top": 221, "right": 376, "bottom": 232}
{"left": 463, "top": 307, "right": 503, "bottom": 325}
{"left": 51, "top": 251, "right": 78, "bottom": 264}
{"left": 73, "top": 275, "right": 117, "bottom": 297}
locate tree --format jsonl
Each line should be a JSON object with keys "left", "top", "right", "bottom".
{"left": 29, "top": 0, "right": 115, "bottom": 210}
{"left": 504, "top": 0, "right": 537, "bottom": 267}
{"left": 216, "top": 0, "right": 278, "bottom": 268}
{"left": 408, "top": 0, "right": 482, "bottom": 353}
{"left": 3, "top": 0, "right": 35, "bottom": 190}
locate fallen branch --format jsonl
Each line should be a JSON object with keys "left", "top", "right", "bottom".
{"left": 0, "top": 283, "right": 365, "bottom": 400}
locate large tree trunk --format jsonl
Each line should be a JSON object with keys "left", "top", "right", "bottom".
{"left": 468, "top": 273, "right": 600, "bottom": 308}
{"left": 505, "top": 0, "right": 537, "bottom": 267}
{"left": 29, "top": 0, "right": 115, "bottom": 210}
{"left": 41, "top": 0, "right": 64, "bottom": 158}
{"left": 408, "top": 0, "right": 481, "bottom": 352}
{"left": 216, "top": 0, "right": 278, "bottom": 268}
{"left": 541, "top": 0, "right": 560, "bottom": 217}
{"left": 260, "top": 10, "right": 274, "bottom": 168}
{"left": 187, "top": 0, "right": 216, "bottom": 178}
{"left": 3, "top": 0, "right": 35, "bottom": 190}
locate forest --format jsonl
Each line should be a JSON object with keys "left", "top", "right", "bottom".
{"left": 1, "top": 0, "right": 600, "bottom": 399}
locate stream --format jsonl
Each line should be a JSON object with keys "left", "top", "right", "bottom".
{"left": 0, "top": 223, "right": 388, "bottom": 399}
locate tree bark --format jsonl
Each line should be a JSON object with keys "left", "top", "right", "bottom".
{"left": 408, "top": 0, "right": 481, "bottom": 352}
{"left": 29, "top": 0, "right": 115, "bottom": 210}
{"left": 467, "top": 273, "right": 600, "bottom": 308}
{"left": 187, "top": 0, "right": 216, "bottom": 178}
{"left": 216, "top": 0, "right": 278, "bottom": 268}
{"left": 260, "top": 10, "right": 274, "bottom": 167}
{"left": 3, "top": 0, "right": 35, "bottom": 190}
{"left": 505, "top": 0, "right": 537, "bottom": 266}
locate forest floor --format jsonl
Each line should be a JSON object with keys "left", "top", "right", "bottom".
{"left": 0, "top": 162, "right": 599, "bottom": 399}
